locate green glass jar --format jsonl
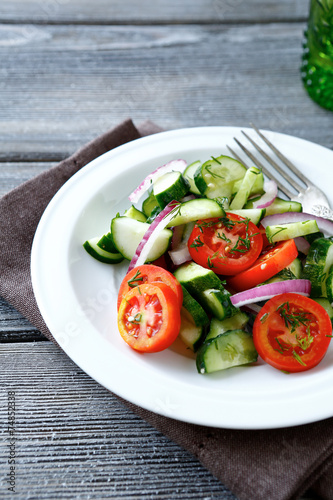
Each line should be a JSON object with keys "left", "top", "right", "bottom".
{"left": 301, "top": 0, "right": 333, "bottom": 111}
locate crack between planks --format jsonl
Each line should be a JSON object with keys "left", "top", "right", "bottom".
{"left": 0, "top": 18, "right": 308, "bottom": 27}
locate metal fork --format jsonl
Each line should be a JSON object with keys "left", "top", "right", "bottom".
{"left": 227, "top": 123, "right": 333, "bottom": 219}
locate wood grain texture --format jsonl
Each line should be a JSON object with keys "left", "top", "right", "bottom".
{"left": 1, "top": 23, "right": 332, "bottom": 160}
{"left": 0, "top": 342, "right": 237, "bottom": 499}
{"left": 0, "top": 298, "right": 45, "bottom": 342}
{"left": 0, "top": 162, "right": 56, "bottom": 195}
{"left": 0, "top": 0, "right": 308, "bottom": 24}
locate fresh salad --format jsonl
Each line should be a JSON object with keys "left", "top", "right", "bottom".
{"left": 83, "top": 154, "right": 333, "bottom": 375}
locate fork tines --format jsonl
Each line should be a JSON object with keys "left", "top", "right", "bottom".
{"left": 227, "top": 123, "right": 310, "bottom": 200}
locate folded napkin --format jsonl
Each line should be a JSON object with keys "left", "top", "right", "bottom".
{"left": 1, "top": 118, "right": 333, "bottom": 500}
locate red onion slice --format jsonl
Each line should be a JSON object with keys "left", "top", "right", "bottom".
{"left": 129, "top": 159, "right": 187, "bottom": 204}
{"left": 252, "top": 180, "right": 278, "bottom": 209}
{"left": 128, "top": 201, "right": 180, "bottom": 271}
{"left": 294, "top": 236, "right": 311, "bottom": 255}
{"left": 261, "top": 211, "right": 333, "bottom": 236}
{"left": 170, "top": 224, "right": 185, "bottom": 250}
{"left": 169, "top": 221, "right": 194, "bottom": 266}
{"left": 169, "top": 245, "right": 192, "bottom": 266}
{"left": 230, "top": 279, "right": 311, "bottom": 308}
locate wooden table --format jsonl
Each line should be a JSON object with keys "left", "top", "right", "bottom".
{"left": 0, "top": 2, "right": 331, "bottom": 498}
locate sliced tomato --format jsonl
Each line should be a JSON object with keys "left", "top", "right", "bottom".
{"left": 227, "top": 239, "right": 298, "bottom": 292}
{"left": 117, "top": 264, "right": 183, "bottom": 310}
{"left": 187, "top": 213, "right": 263, "bottom": 276}
{"left": 253, "top": 293, "right": 332, "bottom": 372}
{"left": 118, "top": 282, "right": 181, "bottom": 353}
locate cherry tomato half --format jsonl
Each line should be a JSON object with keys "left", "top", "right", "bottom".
{"left": 253, "top": 293, "right": 332, "bottom": 373}
{"left": 117, "top": 264, "right": 183, "bottom": 310}
{"left": 227, "top": 239, "right": 298, "bottom": 292}
{"left": 118, "top": 282, "right": 181, "bottom": 353}
{"left": 187, "top": 213, "right": 263, "bottom": 276}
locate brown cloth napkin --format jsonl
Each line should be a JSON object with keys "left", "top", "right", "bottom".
{"left": 1, "top": 118, "right": 333, "bottom": 500}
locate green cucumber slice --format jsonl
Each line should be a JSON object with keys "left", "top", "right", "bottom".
{"left": 205, "top": 311, "right": 249, "bottom": 341}
{"left": 266, "top": 219, "right": 319, "bottom": 243}
{"left": 201, "top": 288, "right": 237, "bottom": 320}
{"left": 96, "top": 232, "right": 118, "bottom": 253}
{"left": 302, "top": 238, "right": 333, "bottom": 297}
{"left": 313, "top": 297, "right": 333, "bottom": 325}
{"left": 178, "top": 307, "right": 206, "bottom": 352}
{"left": 83, "top": 236, "right": 124, "bottom": 264}
{"left": 194, "top": 155, "right": 247, "bottom": 200}
{"left": 264, "top": 258, "right": 302, "bottom": 284}
{"left": 153, "top": 171, "right": 189, "bottom": 208}
{"left": 227, "top": 208, "right": 264, "bottom": 225}
{"left": 181, "top": 286, "right": 209, "bottom": 327}
{"left": 230, "top": 167, "right": 262, "bottom": 210}
{"left": 111, "top": 216, "right": 172, "bottom": 262}
{"left": 325, "top": 266, "right": 333, "bottom": 304}
{"left": 245, "top": 197, "right": 302, "bottom": 215}
{"left": 174, "top": 262, "right": 236, "bottom": 320}
{"left": 142, "top": 190, "right": 159, "bottom": 217}
{"left": 232, "top": 171, "right": 264, "bottom": 197}
{"left": 196, "top": 329, "right": 258, "bottom": 374}
{"left": 174, "top": 261, "right": 224, "bottom": 295}
{"left": 124, "top": 205, "right": 147, "bottom": 222}
{"left": 183, "top": 161, "right": 201, "bottom": 195}
{"left": 166, "top": 198, "right": 225, "bottom": 227}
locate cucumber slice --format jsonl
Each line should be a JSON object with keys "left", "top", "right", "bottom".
{"left": 264, "top": 258, "right": 303, "bottom": 284}
{"left": 174, "top": 262, "right": 235, "bottom": 318}
{"left": 232, "top": 171, "right": 264, "bottom": 197}
{"left": 174, "top": 261, "right": 224, "bottom": 295}
{"left": 196, "top": 329, "right": 258, "bottom": 374}
{"left": 111, "top": 216, "right": 172, "bottom": 262}
{"left": 142, "top": 190, "right": 159, "bottom": 217}
{"left": 230, "top": 167, "right": 261, "bottom": 210}
{"left": 83, "top": 236, "right": 124, "bottom": 264}
{"left": 181, "top": 286, "right": 209, "bottom": 327}
{"left": 124, "top": 205, "right": 147, "bottom": 222}
{"left": 265, "top": 197, "right": 303, "bottom": 215}
{"left": 166, "top": 198, "right": 225, "bottom": 228}
{"left": 97, "top": 232, "right": 118, "bottom": 253}
{"left": 178, "top": 307, "right": 206, "bottom": 352}
{"left": 245, "top": 197, "right": 302, "bottom": 215}
{"left": 153, "top": 171, "right": 189, "bottom": 208}
{"left": 194, "top": 155, "right": 247, "bottom": 200}
{"left": 265, "top": 219, "right": 319, "bottom": 243}
{"left": 201, "top": 288, "right": 237, "bottom": 321}
{"left": 325, "top": 266, "right": 333, "bottom": 304}
{"left": 227, "top": 208, "right": 264, "bottom": 225}
{"left": 313, "top": 297, "right": 333, "bottom": 325}
{"left": 205, "top": 311, "right": 249, "bottom": 341}
{"left": 183, "top": 161, "right": 201, "bottom": 195}
{"left": 305, "top": 231, "right": 324, "bottom": 245}
{"left": 289, "top": 257, "right": 302, "bottom": 278}
{"left": 302, "top": 237, "right": 333, "bottom": 297}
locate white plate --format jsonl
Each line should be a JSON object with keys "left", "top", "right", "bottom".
{"left": 31, "top": 126, "right": 333, "bottom": 430}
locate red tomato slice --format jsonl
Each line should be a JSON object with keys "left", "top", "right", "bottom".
{"left": 117, "top": 264, "right": 183, "bottom": 310}
{"left": 118, "top": 282, "right": 181, "bottom": 353}
{"left": 253, "top": 293, "right": 332, "bottom": 372}
{"left": 187, "top": 213, "right": 263, "bottom": 276}
{"left": 227, "top": 239, "right": 298, "bottom": 292}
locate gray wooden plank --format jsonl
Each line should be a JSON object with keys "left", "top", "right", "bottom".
{"left": 0, "top": 342, "right": 237, "bottom": 499}
{"left": 0, "top": 161, "right": 56, "bottom": 196}
{"left": 0, "top": 298, "right": 46, "bottom": 342}
{"left": 0, "top": 0, "right": 308, "bottom": 24}
{"left": 0, "top": 22, "right": 332, "bottom": 161}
